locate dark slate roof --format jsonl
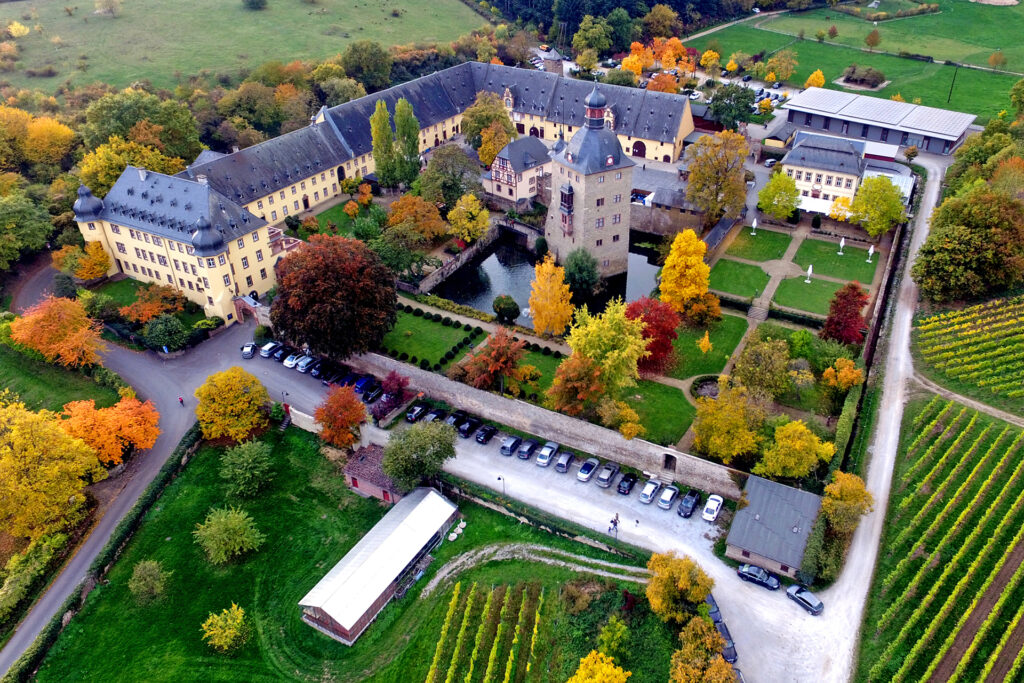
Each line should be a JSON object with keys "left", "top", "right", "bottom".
{"left": 766, "top": 123, "right": 798, "bottom": 143}
{"left": 72, "top": 185, "right": 103, "bottom": 219}
{"left": 496, "top": 136, "right": 551, "bottom": 173}
{"left": 95, "top": 166, "right": 265, "bottom": 248}
{"left": 703, "top": 215, "right": 737, "bottom": 253}
{"left": 179, "top": 122, "right": 347, "bottom": 205}
{"left": 726, "top": 476, "right": 822, "bottom": 568}
{"left": 554, "top": 123, "right": 634, "bottom": 175}
{"left": 343, "top": 445, "right": 398, "bottom": 492}
{"left": 782, "top": 135, "right": 865, "bottom": 175}
{"left": 650, "top": 186, "right": 699, "bottom": 212}
{"left": 192, "top": 149, "right": 227, "bottom": 165}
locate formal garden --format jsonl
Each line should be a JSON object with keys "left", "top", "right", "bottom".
{"left": 856, "top": 395, "right": 1024, "bottom": 682}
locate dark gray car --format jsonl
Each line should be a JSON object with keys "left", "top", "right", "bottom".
{"left": 786, "top": 584, "right": 824, "bottom": 615}
{"left": 716, "top": 622, "right": 738, "bottom": 663}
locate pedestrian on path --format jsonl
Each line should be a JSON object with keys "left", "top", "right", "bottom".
{"left": 178, "top": 396, "right": 184, "bottom": 406}
{"left": 635, "top": 519, "right": 639, "bottom": 527}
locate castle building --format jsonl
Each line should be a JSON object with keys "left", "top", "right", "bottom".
{"left": 544, "top": 87, "right": 634, "bottom": 277}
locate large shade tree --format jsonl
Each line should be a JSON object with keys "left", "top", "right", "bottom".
{"left": 684, "top": 130, "right": 749, "bottom": 228}
{"left": 271, "top": 236, "right": 397, "bottom": 359}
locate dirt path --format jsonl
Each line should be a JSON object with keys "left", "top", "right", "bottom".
{"left": 988, "top": 611, "right": 1024, "bottom": 681}
{"left": 931, "top": 541, "right": 1024, "bottom": 680}
{"left": 912, "top": 374, "right": 1024, "bottom": 430}
{"left": 422, "top": 543, "right": 650, "bottom": 597}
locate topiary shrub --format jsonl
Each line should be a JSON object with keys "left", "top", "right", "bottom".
{"left": 409, "top": 355, "right": 418, "bottom": 364}
{"left": 442, "top": 316, "right": 452, "bottom": 326}
{"left": 413, "top": 308, "right": 423, "bottom": 317}
{"left": 399, "top": 352, "right": 408, "bottom": 361}
{"left": 420, "top": 359, "right": 431, "bottom": 369}
{"left": 433, "top": 363, "right": 442, "bottom": 372}
{"left": 541, "top": 346, "right": 552, "bottom": 356}
{"left": 462, "top": 323, "right": 471, "bottom": 331}
{"left": 444, "top": 350, "right": 455, "bottom": 361}
{"left": 474, "top": 326, "right": 483, "bottom": 334}
{"left": 811, "top": 214, "right": 822, "bottom": 229}
{"left": 553, "top": 350, "right": 563, "bottom": 359}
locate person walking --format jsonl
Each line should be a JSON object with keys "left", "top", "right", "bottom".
{"left": 178, "top": 396, "right": 184, "bottom": 406}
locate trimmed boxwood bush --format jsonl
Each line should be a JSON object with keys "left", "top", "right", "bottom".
{"left": 413, "top": 308, "right": 423, "bottom": 317}
{"left": 442, "top": 316, "right": 452, "bottom": 325}
{"left": 433, "top": 313, "right": 443, "bottom": 322}
{"left": 553, "top": 351, "right": 563, "bottom": 359}
{"left": 410, "top": 355, "right": 418, "bottom": 364}
{"left": 399, "top": 352, "right": 408, "bottom": 361}
{"left": 444, "top": 350, "right": 455, "bottom": 361}
{"left": 463, "top": 323, "right": 472, "bottom": 331}
{"left": 474, "top": 326, "right": 483, "bottom": 334}
{"left": 420, "top": 359, "right": 431, "bottom": 369}
{"left": 541, "top": 346, "right": 552, "bottom": 356}
{"left": 433, "top": 363, "right": 442, "bottom": 371}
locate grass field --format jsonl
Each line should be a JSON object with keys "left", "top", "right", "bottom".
{"left": 669, "top": 314, "right": 749, "bottom": 380}
{"left": 725, "top": 228, "right": 793, "bottom": 262}
{"left": 627, "top": 380, "right": 696, "bottom": 446}
{"left": 692, "top": 24, "right": 1017, "bottom": 121}
{"left": 92, "top": 279, "right": 143, "bottom": 307}
{"left": 314, "top": 203, "right": 355, "bottom": 235}
{"left": 380, "top": 311, "right": 481, "bottom": 366}
{"left": 0, "top": 345, "right": 119, "bottom": 412}
{"left": 36, "top": 428, "right": 654, "bottom": 682}
{"left": 792, "top": 238, "right": 878, "bottom": 284}
{"left": 709, "top": 259, "right": 770, "bottom": 300}
{"left": 521, "top": 349, "right": 562, "bottom": 395}
{"left": 856, "top": 396, "right": 1024, "bottom": 682}
{"left": 773, "top": 276, "right": 850, "bottom": 316}
{"left": 760, "top": 2, "right": 1024, "bottom": 72}
{"left": 0, "top": 0, "right": 482, "bottom": 91}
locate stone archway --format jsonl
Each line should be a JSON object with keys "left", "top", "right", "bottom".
{"left": 336, "top": 165, "right": 345, "bottom": 180}
{"left": 529, "top": 126, "right": 539, "bottom": 137}
{"left": 302, "top": 195, "right": 310, "bottom": 210}
{"left": 631, "top": 141, "right": 646, "bottom": 158}
{"left": 662, "top": 154, "right": 670, "bottom": 162}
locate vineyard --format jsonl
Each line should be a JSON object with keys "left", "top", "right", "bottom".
{"left": 914, "top": 296, "right": 1024, "bottom": 413}
{"left": 857, "top": 396, "right": 1024, "bottom": 682}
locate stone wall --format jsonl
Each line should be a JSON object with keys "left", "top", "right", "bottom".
{"left": 416, "top": 226, "right": 500, "bottom": 293}
{"left": 351, "top": 352, "right": 745, "bottom": 499}
{"left": 632, "top": 204, "right": 702, "bottom": 237}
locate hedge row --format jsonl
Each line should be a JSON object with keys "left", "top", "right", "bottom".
{"left": 831, "top": 383, "right": 863, "bottom": 476}
{"left": 404, "top": 294, "right": 497, "bottom": 324}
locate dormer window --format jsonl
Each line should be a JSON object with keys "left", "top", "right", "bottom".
{"left": 606, "top": 155, "right": 614, "bottom": 167}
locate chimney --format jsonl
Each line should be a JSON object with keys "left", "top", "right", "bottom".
{"left": 137, "top": 168, "right": 148, "bottom": 181}
{"left": 232, "top": 146, "right": 239, "bottom": 153}
{"left": 197, "top": 174, "right": 208, "bottom": 186}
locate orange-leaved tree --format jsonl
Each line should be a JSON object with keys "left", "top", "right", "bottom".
{"left": 194, "top": 367, "right": 269, "bottom": 442}
{"left": 647, "top": 73, "right": 679, "bottom": 93}
{"left": 544, "top": 353, "right": 605, "bottom": 417}
{"left": 119, "top": 283, "right": 185, "bottom": 324}
{"left": 10, "top": 295, "right": 104, "bottom": 367}
{"left": 314, "top": 384, "right": 366, "bottom": 449}
{"left": 74, "top": 241, "right": 112, "bottom": 280}
{"left": 60, "top": 396, "right": 161, "bottom": 466}
{"left": 463, "top": 326, "right": 527, "bottom": 394}
{"left": 387, "top": 193, "right": 448, "bottom": 240}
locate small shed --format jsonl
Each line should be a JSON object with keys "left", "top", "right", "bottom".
{"left": 299, "top": 488, "right": 458, "bottom": 645}
{"left": 344, "top": 444, "right": 402, "bottom": 504}
{"left": 725, "top": 476, "right": 822, "bottom": 578}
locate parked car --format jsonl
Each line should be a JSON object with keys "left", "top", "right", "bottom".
{"left": 476, "top": 424, "right": 497, "bottom": 444}
{"left": 657, "top": 485, "right": 680, "bottom": 510}
{"left": 536, "top": 441, "right": 560, "bottom": 467}
{"left": 764, "top": 159, "right": 778, "bottom": 168}
{"left": 259, "top": 341, "right": 281, "bottom": 358}
{"left": 702, "top": 494, "right": 724, "bottom": 522}
{"left": 617, "top": 472, "right": 638, "bottom": 495}
{"left": 406, "top": 403, "right": 428, "bottom": 422}
{"left": 240, "top": 342, "right": 257, "bottom": 359}
{"left": 737, "top": 564, "right": 781, "bottom": 590}
{"left": 282, "top": 352, "right": 305, "bottom": 369}
{"left": 786, "top": 585, "right": 824, "bottom": 615}
{"left": 772, "top": 81, "right": 781, "bottom": 89}
{"left": 312, "top": 361, "right": 342, "bottom": 380}
{"left": 362, "top": 384, "right": 383, "bottom": 404}
{"left": 555, "top": 451, "right": 576, "bottom": 473}
{"left": 499, "top": 436, "right": 522, "bottom": 456}
{"left": 705, "top": 593, "right": 723, "bottom": 624}
{"left": 458, "top": 417, "right": 481, "bottom": 438}
{"left": 638, "top": 480, "right": 661, "bottom": 504}
{"left": 423, "top": 408, "right": 447, "bottom": 424}
{"left": 517, "top": 439, "right": 539, "bottom": 460}
{"left": 716, "top": 622, "right": 738, "bottom": 663}
{"left": 752, "top": 6, "right": 760, "bottom": 12}
{"left": 733, "top": 667, "right": 746, "bottom": 683}
{"left": 340, "top": 371, "right": 361, "bottom": 387}
{"left": 353, "top": 375, "right": 376, "bottom": 394}
{"left": 577, "top": 457, "right": 600, "bottom": 482}
{"left": 595, "top": 462, "right": 619, "bottom": 488}
{"left": 296, "top": 355, "right": 318, "bottom": 373}
{"left": 688, "top": 91, "right": 701, "bottom": 101}
{"left": 720, "top": 68, "right": 728, "bottom": 77}
{"left": 678, "top": 489, "right": 702, "bottom": 518}
{"left": 742, "top": 74, "right": 753, "bottom": 82}
{"left": 445, "top": 410, "right": 468, "bottom": 429}
{"left": 321, "top": 369, "right": 344, "bottom": 386}
{"left": 273, "top": 345, "right": 294, "bottom": 362}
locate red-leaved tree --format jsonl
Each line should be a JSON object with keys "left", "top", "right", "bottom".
{"left": 315, "top": 384, "right": 366, "bottom": 449}
{"left": 625, "top": 296, "right": 681, "bottom": 375}
{"left": 544, "top": 353, "right": 605, "bottom": 417}
{"left": 821, "top": 282, "right": 869, "bottom": 345}
{"left": 463, "top": 327, "right": 526, "bottom": 394}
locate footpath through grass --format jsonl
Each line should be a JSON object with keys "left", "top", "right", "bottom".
{"left": 669, "top": 314, "right": 749, "bottom": 380}
{"left": 0, "top": 345, "right": 119, "bottom": 412}
{"left": 36, "top": 428, "right": 645, "bottom": 682}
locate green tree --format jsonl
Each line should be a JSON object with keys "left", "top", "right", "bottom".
{"left": 393, "top": 98, "right": 421, "bottom": 186}
{"left": 219, "top": 440, "right": 274, "bottom": 497}
{"left": 419, "top": 145, "right": 482, "bottom": 214}
{"left": 319, "top": 77, "right": 366, "bottom": 107}
{"left": 193, "top": 507, "right": 266, "bottom": 565}
{"left": 564, "top": 247, "right": 600, "bottom": 302}
{"left": 693, "top": 378, "right": 764, "bottom": 464}
{"left": 381, "top": 420, "right": 457, "bottom": 490}
{"left": 598, "top": 615, "right": 629, "bottom": 663}
{"left": 369, "top": 221, "right": 433, "bottom": 278}
{"left": 129, "top": 559, "right": 168, "bottom": 604}
{"left": 341, "top": 40, "right": 393, "bottom": 92}
{"left": 143, "top": 313, "right": 189, "bottom": 351}
{"left": 576, "top": 49, "right": 599, "bottom": 74}
{"left": 492, "top": 294, "right": 520, "bottom": 323}
{"left": 607, "top": 7, "right": 639, "bottom": 53}
{"left": 1011, "top": 78, "right": 1024, "bottom": 117}
{"left": 709, "top": 84, "right": 755, "bottom": 131}
{"left": 567, "top": 300, "right": 647, "bottom": 393}
{"left": 216, "top": 82, "right": 282, "bottom": 134}
{"left": 81, "top": 90, "right": 201, "bottom": 160}
{"left": 602, "top": 69, "right": 638, "bottom": 87}
{"left": 370, "top": 100, "right": 398, "bottom": 187}
{"left": 460, "top": 91, "right": 515, "bottom": 150}
{"left": 757, "top": 171, "right": 800, "bottom": 221}
{"left": 755, "top": 420, "right": 835, "bottom": 478}
{"left": 572, "top": 15, "right": 612, "bottom": 56}
{"left": 643, "top": 3, "right": 680, "bottom": 38}
{"left": 0, "top": 190, "right": 51, "bottom": 271}
{"left": 79, "top": 136, "right": 185, "bottom": 197}
{"left": 732, "top": 338, "right": 791, "bottom": 399}
{"left": 849, "top": 175, "right": 905, "bottom": 237}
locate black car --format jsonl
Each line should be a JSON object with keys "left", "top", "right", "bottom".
{"left": 312, "top": 361, "right": 342, "bottom": 380}
{"left": 617, "top": 472, "right": 638, "bottom": 495}
{"left": 742, "top": 74, "right": 753, "bottom": 82}
{"left": 716, "top": 622, "right": 738, "bottom": 663}
{"left": 423, "top": 408, "right": 447, "bottom": 423}
{"left": 517, "top": 439, "right": 539, "bottom": 460}
{"left": 273, "top": 345, "right": 295, "bottom": 362}
{"left": 678, "top": 489, "right": 702, "bottom": 518}
{"left": 445, "top": 410, "right": 468, "bottom": 429}
{"left": 321, "top": 369, "right": 344, "bottom": 386}
{"left": 737, "top": 564, "right": 781, "bottom": 590}
{"left": 362, "top": 384, "right": 383, "bottom": 404}
{"left": 458, "top": 417, "right": 481, "bottom": 438}
{"left": 476, "top": 424, "right": 497, "bottom": 444}
{"left": 704, "top": 593, "right": 722, "bottom": 624}
{"left": 406, "top": 403, "right": 428, "bottom": 422}
{"left": 786, "top": 585, "right": 824, "bottom": 615}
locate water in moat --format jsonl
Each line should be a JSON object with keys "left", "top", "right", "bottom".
{"left": 431, "top": 232, "right": 662, "bottom": 326}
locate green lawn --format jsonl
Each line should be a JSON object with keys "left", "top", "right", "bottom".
{"left": 691, "top": 24, "right": 1018, "bottom": 121}
{"left": 92, "top": 279, "right": 143, "bottom": 307}
{"left": 36, "top": 428, "right": 657, "bottom": 682}
{"left": 725, "top": 229, "right": 792, "bottom": 262}
{"left": 773, "top": 277, "right": 853, "bottom": 316}
{"left": 669, "top": 314, "right": 749, "bottom": 380}
{"left": 380, "top": 311, "right": 479, "bottom": 366}
{"left": 761, "top": 2, "right": 1024, "bottom": 72}
{"left": 0, "top": 345, "right": 119, "bottom": 412}
{"left": 792, "top": 238, "right": 879, "bottom": 285}
{"left": 626, "top": 380, "right": 696, "bottom": 446}
{"left": 0, "top": 0, "right": 482, "bottom": 91}
{"left": 709, "top": 259, "right": 770, "bottom": 300}
{"left": 522, "top": 349, "right": 562, "bottom": 395}
{"left": 315, "top": 203, "right": 355, "bottom": 235}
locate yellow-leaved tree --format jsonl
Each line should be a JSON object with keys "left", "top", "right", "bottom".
{"left": 693, "top": 378, "right": 764, "bottom": 464}
{"left": 621, "top": 54, "right": 643, "bottom": 76}
{"left": 529, "top": 253, "right": 574, "bottom": 336}
{"left": 669, "top": 615, "right": 734, "bottom": 683}
{"left": 448, "top": 193, "right": 490, "bottom": 243}
{"left": 74, "top": 241, "right": 112, "bottom": 280}
{"left": 194, "top": 367, "right": 269, "bottom": 442}
{"left": 804, "top": 69, "right": 825, "bottom": 89}
{"left": 567, "top": 300, "right": 648, "bottom": 393}
{"left": 659, "top": 229, "right": 709, "bottom": 312}
{"left": 822, "top": 471, "right": 873, "bottom": 535}
{"left": 478, "top": 120, "right": 511, "bottom": 167}
{"left": 828, "top": 195, "right": 852, "bottom": 221}
{"left": 754, "top": 420, "right": 835, "bottom": 478}
{"left": 201, "top": 603, "right": 249, "bottom": 653}
{"left": 0, "top": 394, "right": 102, "bottom": 540}
{"left": 697, "top": 330, "right": 712, "bottom": 354}
{"left": 24, "top": 117, "right": 75, "bottom": 165}
{"left": 683, "top": 131, "right": 749, "bottom": 229}
{"left": 567, "top": 651, "right": 632, "bottom": 683}
{"left": 646, "top": 552, "right": 714, "bottom": 623}
{"left": 10, "top": 295, "right": 104, "bottom": 368}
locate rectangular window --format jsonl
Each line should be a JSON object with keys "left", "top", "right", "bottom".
{"left": 596, "top": 239, "right": 603, "bottom": 246}
{"left": 283, "top": 206, "right": 289, "bottom": 216}
{"left": 117, "top": 242, "right": 126, "bottom": 254}
{"left": 595, "top": 218, "right": 605, "bottom": 228}
{"left": 252, "top": 231, "right": 259, "bottom": 242}
{"left": 129, "top": 229, "right": 137, "bottom": 240}
{"left": 802, "top": 190, "right": 809, "bottom": 196}
{"left": 134, "top": 247, "right": 142, "bottom": 258}
{"left": 166, "top": 274, "right": 173, "bottom": 284}
{"left": 822, "top": 193, "right": 830, "bottom": 200}
{"left": 291, "top": 186, "right": 297, "bottom": 195}
{"left": 187, "top": 280, "right": 194, "bottom": 290}
{"left": 260, "top": 268, "right": 267, "bottom": 279}
{"left": 237, "top": 238, "right": 245, "bottom": 248}
{"left": 218, "top": 254, "right": 227, "bottom": 266}
{"left": 311, "top": 177, "right": 316, "bottom": 186}
{"left": 321, "top": 172, "right": 326, "bottom": 181}
{"left": 143, "top": 233, "right": 150, "bottom": 243}
{"left": 612, "top": 214, "right": 621, "bottom": 225}
{"left": 152, "top": 236, "right": 162, "bottom": 246}
{"left": 845, "top": 178, "right": 853, "bottom": 189}
{"left": 314, "top": 191, "right": 320, "bottom": 201}
{"left": 206, "top": 258, "right": 215, "bottom": 268}
{"left": 179, "top": 278, "right": 185, "bottom": 287}
{"left": 222, "top": 274, "right": 231, "bottom": 286}
{"left": 612, "top": 234, "right": 620, "bottom": 242}
{"left": 208, "top": 296, "right": 214, "bottom": 305}
{"left": 329, "top": 169, "right": 335, "bottom": 177}
{"left": 110, "top": 224, "right": 120, "bottom": 234}
{"left": 596, "top": 198, "right": 605, "bottom": 207}
{"left": 815, "top": 174, "right": 823, "bottom": 183}
{"left": 132, "top": 263, "right": 139, "bottom": 273}
{"left": 613, "top": 194, "right": 621, "bottom": 203}
{"left": 268, "top": 196, "right": 274, "bottom": 205}
{"left": 615, "top": 172, "right": 622, "bottom": 180}
{"left": 825, "top": 175, "right": 833, "bottom": 186}
{"left": 795, "top": 171, "right": 803, "bottom": 180}
{"left": 332, "top": 183, "right": 338, "bottom": 193}
{"left": 861, "top": 124, "right": 870, "bottom": 137}
{"left": 598, "top": 175, "right": 605, "bottom": 183}
{"left": 271, "top": 211, "right": 277, "bottom": 220}
{"left": 157, "top": 255, "right": 168, "bottom": 266}
{"left": 202, "top": 277, "right": 210, "bottom": 288}
{"left": 256, "top": 250, "right": 264, "bottom": 262}
{"left": 241, "top": 257, "right": 249, "bottom": 269}
{"left": 280, "top": 191, "right": 286, "bottom": 199}
{"left": 787, "top": 169, "right": 793, "bottom": 177}
{"left": 804, "top": 113, "right": 813, "bottom": 126}
{"left": 257, "top": 200, "right": 264, "bottom": 209}
{"left": 190, "top": 264, "right": 197, "bottom": 276}
{"left": 245, "top": 276, "right": 253, "bottom": 287}
{"left": 300, "top": 181, "right": 306, "bottom": 190}
{"left": 293, "top": 201, "right": 299, "bottom": 210}
{"left": 880, "top": 128, "right": 889, "bottom": 142}
{"left": 177, "top": 243, "right": 184, "bottom": 253}
{"left": 742, "top": 550, "right": 751, "bottom": 558}
{"left": 173, "top": 259, "right": 180, "bottom": 271}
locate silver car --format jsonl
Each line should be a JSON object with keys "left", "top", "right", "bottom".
{"left": 577, "top": 457, "right": 600, "bottom": 482}
{"left": 296, "top": 355, "right": 318, "bottom": 373}
{"left": 282, "top": 353, "right": 305, "bottom": 368}
{"left": 595, "top": 462, "right": 619, "bottom": 488}
{"left": 536, "top": 441, "right": 560, "bottom": 467}
{"left": 657, "top": 485, "right": 680, "bottom": 510}
{"left": 639, "top": 480, "right": 661, "bottom": 504}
